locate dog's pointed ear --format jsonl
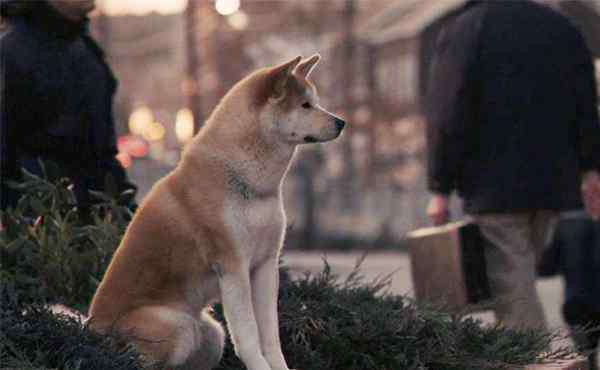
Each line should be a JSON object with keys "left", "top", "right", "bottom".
{"left": 294, "top": 54, "right": 321, "bottom": 79}
{"left": 270, "top": 56, "right": 302, "bottom": 101}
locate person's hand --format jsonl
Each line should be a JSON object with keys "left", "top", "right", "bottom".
{"left": 427, "top": 194, "right": 450, "bottom": 226}
{"left": 582, "top": 170, "right": 600, "bottom": 220}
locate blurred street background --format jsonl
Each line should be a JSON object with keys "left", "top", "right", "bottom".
{"left": 88, "top": 0, "right": 600, "bottom": 251}
{"left": 84, "top": 0, "right": 600, "bottom": 329}
{"left": 84, "top": 0, "right": 600, "bottom": 251}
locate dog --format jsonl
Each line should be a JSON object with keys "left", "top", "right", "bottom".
{"left": 88, "top": 55, "right": 345, "bottom": 370}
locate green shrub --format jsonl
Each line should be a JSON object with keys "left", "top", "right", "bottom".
{"left": 0, "top": 163, "right": 132, "bottom": 309}
{"left": 214, "top": 263, "right": 572, "bottom": 370}
{"left": 0, "top": 169, "right": 575, "bottom": 369}
{"left": 0, "top": 284, "right": 145, "bottom": 370}
{"left": 1, "top": 262, "right": 572, "bottom": 370}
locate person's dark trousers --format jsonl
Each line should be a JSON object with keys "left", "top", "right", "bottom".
{"left": 553, "top": 215, "right": 600, "bottom": 370}
{"left": 563, "top": 301, "right": 600, "bottom": 369}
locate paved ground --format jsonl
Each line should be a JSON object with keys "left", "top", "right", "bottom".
{"left": 284, "top": 250, "right": 567, "bottom": 330}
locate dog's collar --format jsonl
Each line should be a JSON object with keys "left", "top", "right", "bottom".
{"left": 227, "top": 171, "right": 255, "bottom": 201}
{"left": 224, "top": 164, "right": 279, "bottom": 201}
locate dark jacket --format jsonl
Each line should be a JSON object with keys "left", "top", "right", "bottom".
{"left": 426, "top": 0, "right": 600, "bottom": 214}
{"left": 0, "top": 2, "right": 136, "bottom": 210}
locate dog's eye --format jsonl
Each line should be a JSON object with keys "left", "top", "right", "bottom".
{"left": 302, "top": 102, "right": 312, "bottom": 109}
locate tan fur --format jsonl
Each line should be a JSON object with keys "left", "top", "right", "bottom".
{"left": 88, "top": 55, "right": 345, "bottom": 370}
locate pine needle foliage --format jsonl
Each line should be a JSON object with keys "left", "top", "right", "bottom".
{"left": 0, "top": 168, "right": 575, "bottom": 370}
{"left": 0, "top": 285, "right": 145, "bottom": 370}
{"left": 214, "top": 262, "right": 572, "bottom": 370}
{"left": 0, "top": 162, "right": 132, "bottom": 309}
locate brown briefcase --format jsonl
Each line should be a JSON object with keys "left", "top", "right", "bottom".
{"left": 406, "top": 220, "right": 491, "bottom": 310}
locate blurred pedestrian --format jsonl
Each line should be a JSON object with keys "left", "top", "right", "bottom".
{"left": 425, "top": 0, "right": 600, "bottom": 330}
{"left": 0, "top": 0, "right": 136, "bottom": 217}
{"left": 538, "top": 211, "right": 600, "bottom": 369}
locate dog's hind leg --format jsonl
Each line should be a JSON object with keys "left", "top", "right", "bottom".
{"left": 120, "top": 306, "right": 224, "bottom": 370}
{"left": 179, "top": 309, "right": 225, "bottom": 370}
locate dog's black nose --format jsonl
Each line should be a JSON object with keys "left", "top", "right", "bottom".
{"left": 334, "top": 117, "right": 346, "bottom": 131}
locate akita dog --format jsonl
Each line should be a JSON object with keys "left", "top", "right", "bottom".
{"left": 88, "top": 55, "right": 345, "bottom": 370}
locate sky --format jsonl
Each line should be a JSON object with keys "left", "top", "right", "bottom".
{"left": 98, "top": 0, "right": 188, "bottom": 16}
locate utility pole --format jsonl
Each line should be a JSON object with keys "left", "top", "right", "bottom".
{"left": 297, "top": 1, "right": 325, "bottom": 249}
{"left": 366, "top": 44, "right": 378, "bottom": 186}
{"left": 213, "top": 14, "right": 227, "bottom": 101}
{"left": 340, "top": 0, "right": 356, "bottom": 209}
{"left": 95, "top": 10, "right": 110, "bottom": 57}
{"left": 184, "top": 0, "right": 203, "bottom": 134}
{"left": 94, "top": 10, "right": 133, "bottom": 136}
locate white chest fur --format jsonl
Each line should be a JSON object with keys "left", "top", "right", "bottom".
{"left": 222, "top": 195, "right": 286, "bottom": 267}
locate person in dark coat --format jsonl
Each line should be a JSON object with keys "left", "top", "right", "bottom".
{"left": 424, "top": 0, "right": 600, "bottom": 330}
{"left": 0, "top": 0, "right": 136, "bottom": 215}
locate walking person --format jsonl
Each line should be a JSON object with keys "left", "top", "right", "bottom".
{"left": 0, "top": 0, "right": 136, "bottom": 217}
{"left": 425, "top": 0, "right": 600, "bottom": 330}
